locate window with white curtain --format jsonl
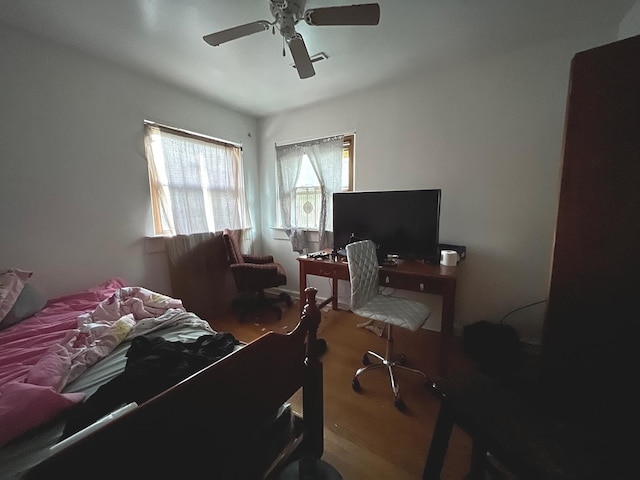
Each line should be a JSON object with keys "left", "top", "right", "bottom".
{"left": 144, "top": 121, "right": 251, "bottom": 236}
{"left": 276, "top": 134, "right": 353, "bottom": 251}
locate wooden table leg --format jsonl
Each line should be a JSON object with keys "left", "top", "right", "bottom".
{"left": 470, "top": 438, "right": 488, "bottom": 479}
{"left": 331, "top": 273, "right": 338, "bottom": 310}
{"left": 423, "top": 402, "right": 454, "bottom": 479}
{"left": 438, "top": 284, "right": 456, "bottom": 376}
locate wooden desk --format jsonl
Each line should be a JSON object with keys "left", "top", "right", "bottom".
{"left": 297, "top": 255, "right": 457, "bottom": 376}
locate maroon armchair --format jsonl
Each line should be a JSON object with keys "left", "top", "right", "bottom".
{"left": 222, "top": 229, "right": 293, "bottom": 321}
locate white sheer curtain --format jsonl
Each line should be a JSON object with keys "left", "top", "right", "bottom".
{"left": 275, "top": 143, "right": 302, "bottom": 241}
{"left": 305, "top": 136, "right": 343, "bottom": 249}
{"left": 276, "top": 135, "right": 343, "bottom": 251}
{"left": 144, "top": 123, "right": 252, "bottom": 239}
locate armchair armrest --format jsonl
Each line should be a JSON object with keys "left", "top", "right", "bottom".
{"left": 230, "top": 263, "right": 282, "bottom": 292}
{"left": 242, "top": 254, "right": 275, "bottom": 264}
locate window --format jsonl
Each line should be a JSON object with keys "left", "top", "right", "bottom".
{"left": 144, "top": 121, "right": 251, "bottom": 236}
{"left": 276, "top": 134, "right": 353, "bottom": 251}
{"left": 291, "top": 137, "right": 353, "bottom": 229}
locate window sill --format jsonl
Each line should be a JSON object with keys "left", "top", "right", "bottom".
{"left": 144, "top": 236, "right": 168, "bottom": 253}
{"left": 270, "top": 227, "right": 321, "bottom": 243}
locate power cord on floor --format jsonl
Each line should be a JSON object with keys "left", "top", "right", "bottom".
{"left": 500, "top": 300, "right": 546, "bottom": 325}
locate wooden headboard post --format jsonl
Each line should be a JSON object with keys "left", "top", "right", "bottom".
{"left": 301, "top": 287, "right": 324, "bottom": 460}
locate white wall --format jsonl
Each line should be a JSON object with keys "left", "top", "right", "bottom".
{"left": 619, "top": 0, "right": 640, "bottom": 38}
{"left": 0, "top": 25, "right": 259, "bottom": 299}
{"left": 258, "top": 27, "right": 623, "bottom": 345}
{"left": 2, "top": 17, "right": 637, "bottom": 344}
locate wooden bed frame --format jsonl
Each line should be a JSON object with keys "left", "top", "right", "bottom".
{"left": 25, "top": 287, "right": 325, "bottom": 479}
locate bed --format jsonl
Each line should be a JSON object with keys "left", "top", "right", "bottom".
{"left": 0, "top": 274, "right": 324, "bottom": 479}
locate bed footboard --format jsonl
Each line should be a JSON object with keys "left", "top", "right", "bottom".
{"left": 26, "top": 288, "right": 324, "bottom": 479}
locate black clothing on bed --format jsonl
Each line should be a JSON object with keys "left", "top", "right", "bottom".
{"left": 62, "top": 332, "right": 238, "bottom": 438}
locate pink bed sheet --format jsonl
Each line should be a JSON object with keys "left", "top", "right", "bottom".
{"left": 0, "top": 278, "right": 186, "bottom": 447}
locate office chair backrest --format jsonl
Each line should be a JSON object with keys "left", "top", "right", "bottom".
{"left": 346, "top": 240, "right": 380, "bottom": 311}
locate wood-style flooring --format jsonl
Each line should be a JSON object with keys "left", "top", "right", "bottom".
{"left": 207, "top": 299, "right": 475, "bottom": 479}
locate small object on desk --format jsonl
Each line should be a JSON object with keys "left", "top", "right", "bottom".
{"left": 440, "top": 250, "right": 459, "bottom": 267}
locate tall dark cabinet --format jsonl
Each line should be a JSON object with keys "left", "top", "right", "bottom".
{"left": 542, "top": 32, "right": 640, "bottom": 458}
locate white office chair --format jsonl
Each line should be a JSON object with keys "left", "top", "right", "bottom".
{"left": 346, "top": 239, "right": 432, "bottom": 410}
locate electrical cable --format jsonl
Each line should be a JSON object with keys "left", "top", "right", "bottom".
{"left": 500, "top": 300, "right": 546, "bottom": 324}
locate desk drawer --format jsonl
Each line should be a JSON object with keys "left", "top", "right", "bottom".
{"left": 379, "top": 272, "right": 447, "bottom": 294}
{"left": 302, "top": 260, "right": 349, "bottom": 280}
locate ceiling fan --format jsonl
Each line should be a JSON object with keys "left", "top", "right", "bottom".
{"left": 203, "top": 1, "right": 380, "bottom": 79}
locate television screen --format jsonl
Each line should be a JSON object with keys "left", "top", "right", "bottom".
{"left": 332, "top": 189, "right": 441, "bottom": 263}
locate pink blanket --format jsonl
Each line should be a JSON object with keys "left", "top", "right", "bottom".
{"left": 0, "top": 278, "right": 187, "bottom": 447}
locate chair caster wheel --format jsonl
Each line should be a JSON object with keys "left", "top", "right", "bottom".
{"left": 394, "top": 397, "right": 406, "bottom": 411}
{"left": 352, "top": 378, "right": 362, "bottom": 392}
{"left": 362, "top": 353, "right": 371, "bottom": 365}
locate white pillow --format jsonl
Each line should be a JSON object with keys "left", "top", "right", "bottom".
{"left": 0, "top": 269, "right": 32, "bottom": 322}
{"left": 1, "top": 282, "right": 47, "bottom": 330}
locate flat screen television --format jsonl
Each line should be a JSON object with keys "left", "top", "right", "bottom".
{"left": 332, "top": 189, "right": 441, "bottom": 263}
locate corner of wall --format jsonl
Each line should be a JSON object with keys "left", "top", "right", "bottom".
{"left": 618, "top": 1, "right": 640, "bottom": 39}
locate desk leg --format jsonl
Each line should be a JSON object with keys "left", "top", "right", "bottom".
{"left": 299, "top": 262, "right": 307, "bottom": 314}
{"left": 439, "top": 285, "right": 456, "bottom": 376}
{"left": 331, "top": 274, "right": 338, "bottom": 310}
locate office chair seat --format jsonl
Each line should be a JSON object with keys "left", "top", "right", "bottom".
{"left": 352, "top": 295, "right": 431, "bottom": 332}
{"left": 346, "top": 240, "right": 432, "bottom": 409}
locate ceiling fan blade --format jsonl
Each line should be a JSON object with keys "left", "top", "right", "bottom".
{"left": 203, "top": 20, "right": 271, "bottom": 46}
{"left": 288, "top": 34, "right": 315, "bottom": 79}
{"left": 304, "top": 3, "right": 380, "bottom": 26}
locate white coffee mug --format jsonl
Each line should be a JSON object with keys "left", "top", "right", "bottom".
{"left": 440, "top": 250, "right": 459, "bottom": 266}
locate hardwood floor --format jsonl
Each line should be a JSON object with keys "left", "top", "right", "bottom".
{"left": 207, "top": 299, "right": 475, "bottom": 479}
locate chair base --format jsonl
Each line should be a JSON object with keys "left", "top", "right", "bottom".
{"left": 232, "top": 291, "right": 293, "bottom": 322}
{"left": 351, "top": 324, "right": 429, "bottom": 410}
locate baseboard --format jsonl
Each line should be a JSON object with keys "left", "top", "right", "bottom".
{"left": 269, "top": 289, "right": 545, "bottom": 355}
{"left": 266, "top": 287, "right": 350, "bottom": 310}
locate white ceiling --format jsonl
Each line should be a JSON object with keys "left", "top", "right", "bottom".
{"left": 0, "top": 1, "right": 634, "bottom": 117}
